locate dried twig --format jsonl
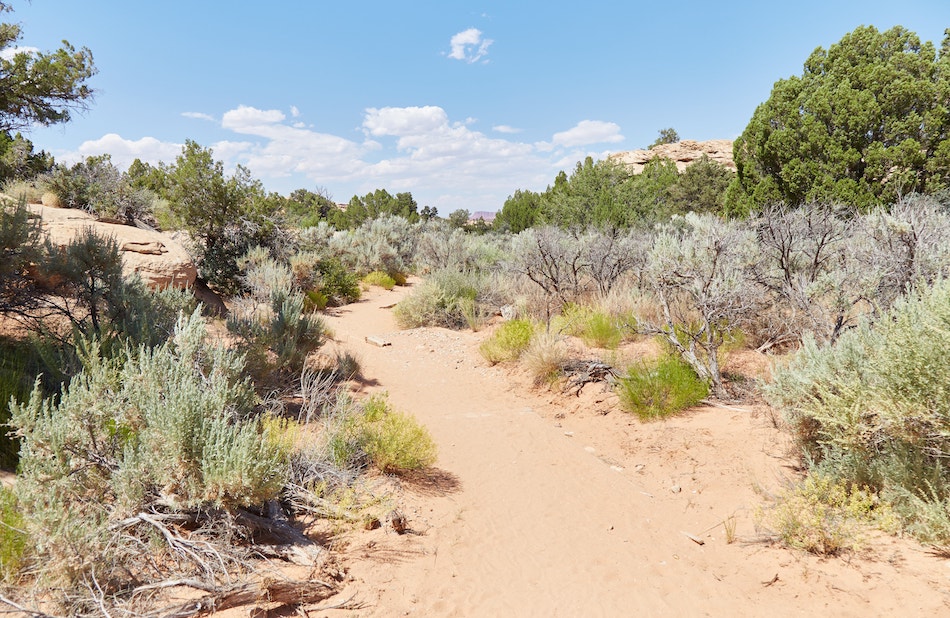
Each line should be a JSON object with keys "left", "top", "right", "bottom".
{"left": 153, "top": 580, "right": 336, "bottom": 618}
{"left": 0, "top": 594, "right": 59, "bottom": 617}
{"left": 562, "top": 360, "right": 618, "bottom": 396}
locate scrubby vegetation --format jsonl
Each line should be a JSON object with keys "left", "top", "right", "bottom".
{"left": 4, "top": 7, "right": 950, "bottom": 608}
{"left": 480, "top": 318, "right": 535, "bottom": 364}
{"left": 617, "top": 355, "right": 709, "bottom": 421}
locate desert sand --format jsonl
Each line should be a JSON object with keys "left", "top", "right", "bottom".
{"left": 300, "top": 283, "right": 950, "bottom": 617}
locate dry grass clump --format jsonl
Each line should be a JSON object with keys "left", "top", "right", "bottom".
{"left": 522, "top": 331, "right": 569, "bottom": 386}
{"left": 0, "top": 179, "right": 44, "bottom": 204}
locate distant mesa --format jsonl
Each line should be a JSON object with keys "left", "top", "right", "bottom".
{"left": 609, "top": 139, "right": 734, "bottom": 174}
{"left": 468, "top": 211, "right": 496, "bottom": 224}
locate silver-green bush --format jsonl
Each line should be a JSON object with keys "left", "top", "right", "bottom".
{"left": 10, "top": 311, "right": 289, "bottom": 590}
{"left": 766, "top": 279, "right": 950, "bottom": 545}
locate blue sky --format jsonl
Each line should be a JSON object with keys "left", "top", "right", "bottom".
{"left": 8, "top": 1, "right": 950, "bottom": 214}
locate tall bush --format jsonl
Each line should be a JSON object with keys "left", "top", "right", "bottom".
{"left": 639, "top": 213, "right": 762, "bottom": 396}
{"left": 10, "top": 311, "right": 288, "bottom": 588}
{"left": 766, "top": 279, "right": 950, "bottom": 544}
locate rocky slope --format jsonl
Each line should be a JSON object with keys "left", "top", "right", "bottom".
{"left": 610, "top": 139, "right": 735, "bottom": 173}
{"left": 27, "top": 204, "right": 197, "bottom": 289}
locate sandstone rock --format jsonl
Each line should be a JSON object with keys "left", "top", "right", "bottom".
{"left": 27, "top": 204, "right": 197, "bottom": 289}
{"left": 609, "top": 139, "right": 735, "bottom": 174}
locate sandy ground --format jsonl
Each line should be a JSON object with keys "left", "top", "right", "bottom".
{"left": 279, "top": 282, "right": 950, "bottom": 617}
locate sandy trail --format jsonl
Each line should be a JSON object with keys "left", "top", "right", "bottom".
{"left": 318, "top": 284, "right": 950, "bottom": 617}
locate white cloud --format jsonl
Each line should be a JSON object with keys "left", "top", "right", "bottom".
{"left": 447, "top": 28, "right": 493, "bottom": 63}
{"left": 290, "top": 106, "right": 300, "bottom": 118}
{"left": 181, "top": 111, "right": 215, "bottom": 122}
{"left": 68, "top": 134, "right": 183, "bottom": 168}
{"left": 552, "top": 120, "right": 624, "bottom": 147}
{"left": 363, "top": 106, "right": 449, "bottom": 137}
{"left": 222, "top": 105, "right": 286, "bottom": 131}
{"left": 60, "top": 105, "right": 632, "bottom": 216}
{"left": 0, "top": 46, "right": 38, "bottom": 61}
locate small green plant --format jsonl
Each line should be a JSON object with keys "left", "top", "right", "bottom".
{"left": 580, "top": 311, "right": 623, "bottom": 349}
{"left": 321, "top": 394, "right": 436, "bottom": 475}
{"left": 765, "top": 475, "right": 899, "bottom": 555}
{"left": 617, "top": 354, "right": 708, "bottom": 420}
{"left": 361, "top": 397, "right": 438, "bottom": 474}
{"left": 0, "top": 487, "right": 27, "bottom": 582}
{"left": 480, "top": 319, "right": 535, "bottom": 364}
{"left": 363, "top": 270, "right": 396, "bottom": 290}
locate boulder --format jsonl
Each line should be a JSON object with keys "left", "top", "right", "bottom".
{"left": 609, "top": 139, "right": 735, "bottom": 174}
{"left": 26, "top": 204, "right": 197, "bottom": 289}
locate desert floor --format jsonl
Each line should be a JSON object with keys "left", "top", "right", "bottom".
{"left": 282, "top": 282, "right": 949, "bottom": 616}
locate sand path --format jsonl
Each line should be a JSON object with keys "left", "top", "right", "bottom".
{"left": 318, "top": 284, "right": 950, "bottom": 617}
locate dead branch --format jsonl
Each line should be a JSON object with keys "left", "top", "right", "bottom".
{"left": 234, "top": 507, "right": 320, "bottom": 549}
{"left": 152, "top": 580, "right": 336, "bottom": 618}
{"left": 0, "top": 594, "right": 60, "bottom": 617}
{"left": 562, "top": 359, "right": 618, "bottom": 396}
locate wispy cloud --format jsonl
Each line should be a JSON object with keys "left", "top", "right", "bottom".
{"left": 447, "top": 28, "right": 493, "bottom": 64}
{"left": 492, "top": 125, "right": 521, "bottom": 134}
{"left": 552, "top": 120, "right": 624, "bottom": 147}
{"left": 181, "top": 111, "right": 215, "bottom": 122}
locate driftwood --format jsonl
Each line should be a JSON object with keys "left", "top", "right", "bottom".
{"left": 151, "top": 579, "right": 336, "bottom": 618}
{"left": 562, "top": 360, "right": 619, "bottom": 396}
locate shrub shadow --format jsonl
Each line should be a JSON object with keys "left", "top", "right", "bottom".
{"left": 398, "top": 467, "right": 462, "bottom": 497}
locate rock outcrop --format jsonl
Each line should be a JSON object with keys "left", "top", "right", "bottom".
{"left": 609, "top": 139, "right": 735, "bottom": 173}
{"left": 27, "top": 204, "right": 197, "bottom": 289}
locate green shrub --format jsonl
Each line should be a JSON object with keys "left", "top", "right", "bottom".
{"left": 617, "top": 354, "right": 708, "bottom": 420}
{"left": 41, "top": 155, "right": 156, "bottom": 224}
{"left": 765, "top": 475, "right": 898, "bottom": 555}
{"left": 228, "top": 253, "right": 325, "bottom": 379}
{"left": 391, "top": 271, "right": 408, "bottom": 286}
{"left": 10, "top": 311, "right": 288, "bottom": 588}
{"left": 558, "top": 305, "right": 624, "bottom": 349}
{"left": 394, "top": 269, "right": 496, "bottom": 329}
{"left": 316, "top": 257, "right": 361, "bottom": 305}
{"left": 0, "top": 487, "right": 27, "bottom": 582}
{"left": 480, "top": 319, "right": 535, "bottom": 364}
{"left": 765, "top": 279, "right": 950, "bottom": 545}
{"left": 579, "top": 311, "right": 622, "bottom": 348}
{"left": 320, "top": 394, "right": 436, "bottom": 475}
{"left": 363, "top": 270, "right": 396, "bottom": 290}
{"left": 359, "top": 395, "right": 437, "bottom": 474}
